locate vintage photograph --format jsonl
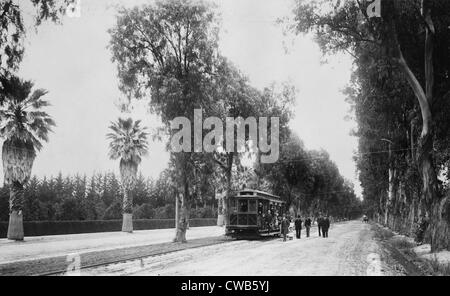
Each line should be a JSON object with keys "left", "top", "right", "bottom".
{"left": 0, "top": 0, "right": 449, "bottom": 278}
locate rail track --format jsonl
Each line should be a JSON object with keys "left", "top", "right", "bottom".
{"left": 42, "top": 236, "right": 284, "bottom": 276}
{"left": 0, "top": 236, "right": 234, "bottom": 276}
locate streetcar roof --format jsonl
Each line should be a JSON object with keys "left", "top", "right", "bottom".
{"left": 233, "top": 189, "right": 284, "bottom": 203}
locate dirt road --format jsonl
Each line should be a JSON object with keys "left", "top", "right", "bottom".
{"left": 82, "top": 221, "right": 407, "bottom": 276}
{"left": 0, "top": 226, "right": 223, "bottom": 265}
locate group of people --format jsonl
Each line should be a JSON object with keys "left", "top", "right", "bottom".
{"left": 316, "top": 216, "right": 331, "bottom": 238}
{"left": 280, "top": 214, "right": 331, "bottom": 242}
{"left": 263, "top": 209, "right": 279, "bottom": 233}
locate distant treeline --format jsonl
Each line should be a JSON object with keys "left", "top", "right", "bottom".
{"left": 0, "top": 171, "right": 217, "bottom": 222}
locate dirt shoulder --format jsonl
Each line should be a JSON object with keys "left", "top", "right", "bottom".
{"left": 370, "top": 223, "right": 450, "bottom": 276}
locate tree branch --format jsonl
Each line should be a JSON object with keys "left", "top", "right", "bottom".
{"left": 385, "top": 2, "right": 431, "bottom": 139}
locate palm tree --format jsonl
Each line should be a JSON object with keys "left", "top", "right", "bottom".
{"left": 0, "top": 75, "right": 55, "bottom": 240}
{"left": 107, "top": 118, "right": 148, "bottom": 232}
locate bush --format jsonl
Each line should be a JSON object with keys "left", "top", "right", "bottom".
{"left": 0, "top": 187, "right": 9, "bottom": 221}
{"left": 102, "top": 202, "right": 122, "bottom": 220}
{"left": 378, "top": 227, "right": 394, "bottom": 240}
{"left": 55, "top": 197, "right": 84, "bottom": 220}
{"left": 154, "top": 204, "right": 175, "bottom": 219}
{"left": 392, "top": 237, "right": 416, "bottom": 250}
{"left": 428, "top": 255, "right": 450, "bottom": 276}
{"left": 133, "top": 204, "right": 155, "bottom": 219}
{"left": 190, "top": 206, "right": 217, "bottom": 218}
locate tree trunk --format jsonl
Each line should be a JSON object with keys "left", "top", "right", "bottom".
{"left": 216, "top": 193, "right": 224, "bottom": 226}
{"left": 2, "top": 142, "right": 34, "bottom": 241}
{"left": 385, "top": 0, "right": 449, "bottom": 251}
{"left": 122, "top": 213, "right": 133, "bottom": 232}
{"left": 430, "top": 195, "right": 450, "bottom": 251}
{"left": 122, "top": 190, "right": 133, "bottom": 232}
{"left": 286, "top": 186, "right": 293, "bottom": 211}
{"left": 418, "top": 133, "right": 449, "bottom": 251}
{"left": 215, "top": 153, "right": 234, "bottom": 228}
{"left": 223, "top": 160, "right": 233, "bottom": 234}
{"left": 408, "top": 195, "right": 415, "bottom": 236}
{"left": 120, "top": 160, "right": 137, "bottom": 233}
{"left": 174, "top": 190, "right": 189, "bottom": 243}
{"left": 219, "top": 153, "right": 234, "bottom": 232}
{"left": 7, "top": 181, "right": 24, "bottom": 240}
{"left": 175, "top": 192, "right": 180, "bottom": 230}
{"left": 398, "top": 181, "right": 408, "bottom": 234}
{"left": 379, "top": 192, "right": 386, "bottom": 225}
{"left": 385, "top": 168, "right": 395, "bottom": 226}
{"left": 174, "top": 176, "right": 190, "bottom": 243}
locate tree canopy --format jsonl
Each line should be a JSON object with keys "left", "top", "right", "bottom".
{"left": 285, "top": 0, "right": 450, "bottom": 250}
{"left": 0, "top": 0, "right": 75, "bottom": 77}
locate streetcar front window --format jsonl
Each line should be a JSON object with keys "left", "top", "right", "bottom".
{"left": 238, "top": 200, "right": 248, "bottom": 212}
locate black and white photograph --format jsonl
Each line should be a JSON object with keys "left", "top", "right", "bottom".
{"left": 0, "top": 0, "right": 449, "bottom": 282}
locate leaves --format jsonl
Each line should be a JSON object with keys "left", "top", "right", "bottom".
{"left": 0, "top": 75, "right": 55, "bottom": 153}
{"left": 286, "top": 0, "right": 450, "bottom": 236}
{"left": 109, "top": 0, "right": 220, "bottom": 123}
{"left": 0, "top": 0, "right": 76, "bottom": 76}
{"left": 259, "top": 133, "right": 361, "bottom": 218}
{"left": 107, "top": 117, "right": 149, "bottom": 164}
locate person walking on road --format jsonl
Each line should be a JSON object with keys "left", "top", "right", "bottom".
{"left": 362, "top": 215, "right": 369, "bottom": 223}
{"left": 322, "top": 216, "right": 330, "bottom": 238}
{"left": 317, "top": 215, "right": 323, "bottom": 237}
{"left": 294, "top": 215, "right": 302, "bottom": 239}
{"left": 265, "top": 210, "right": 273, "bottom": 235}
{"left": 304, "top": 217, "right": 312, "bottom": 237}
{"left": 281, "top": 214, "right": 290, "bottom": 242}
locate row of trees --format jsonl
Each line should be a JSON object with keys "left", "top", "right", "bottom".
{"left": 108, "top": 0, "right": 287, "bottom": 242}
{"left": 287, "top": 0, "right": 450, "bottom": 251}
{"left": 0, "top": 171, "right": 217, "bottom": 222}
{"left": 108, "top": 0, "right": 362, "bottom": 242}
{"left": 0, "top": 0, "right": 361, "bottom": 241}
{"left": 0, "top": 0, "right": 156, "bottom": 239}
{"left": 260, "top": 135, "right": 362, "bottom": 220}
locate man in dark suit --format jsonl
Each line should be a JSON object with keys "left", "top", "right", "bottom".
{"left": 304, "top": 217, "right": 312, "bottom": 237}
{"left": 294, "top": 215, "right": 302, "bottom": 239}
{"left": 317, "top": 216, "right": 323, "bottom": 237}
{"left": 322, "top": 216, "right": 331, "bottom": 238}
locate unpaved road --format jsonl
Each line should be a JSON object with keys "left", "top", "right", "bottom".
{"left": 82, "top": 221, "right": 406, "bottom": 276}
{"left": 0, "top": 226, "right": 223, "bottom": 265}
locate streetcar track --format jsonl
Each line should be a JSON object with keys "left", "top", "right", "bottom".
{"left": 38, "top": 235, "right": 284, "bottom": 276}
{"left": 53, "top": 236, "right": 285, "bottom": 276}
{"left": 2, "top": 224, "right": 340, "bottom": 276}
{"left": 38, "top": 239, "right": 235, "bottom": 276}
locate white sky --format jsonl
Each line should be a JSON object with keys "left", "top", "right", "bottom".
{"left": 4, "top": 0, "right": 361, "bottom": 197}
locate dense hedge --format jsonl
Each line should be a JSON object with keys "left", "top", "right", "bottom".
{"left": 0, "top": 218, "right": 217, "bottom": 238}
